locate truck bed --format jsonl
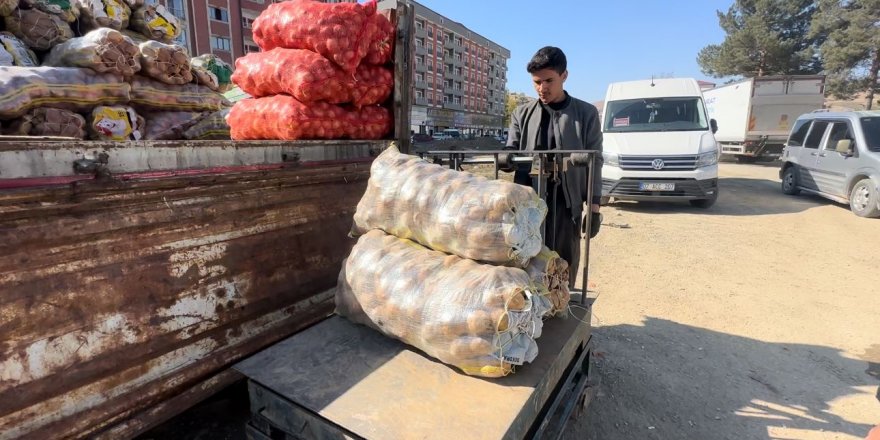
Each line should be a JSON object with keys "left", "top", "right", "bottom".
{"left": 234, "top": 297, "right": 594, "bottom": 440}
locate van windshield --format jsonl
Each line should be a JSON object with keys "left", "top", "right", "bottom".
{"left": 604, "top": 97, "right": 709, "bottom": 132}
{"left": 861, "top": 117, "right": 880, "bottom": 152}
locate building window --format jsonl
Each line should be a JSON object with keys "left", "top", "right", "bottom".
{"left": 416, "top": 38, "right": 423, "bottom": 47}
{"left": 245, "top": 44, "right": 260, "bottom": 53}
{"left": 166, "top": 0, "right": 185, "bottom": 18}
{"left": 416, "top": 20, "right": 423, "bottom": 29}
{"left": 174, "top": 28, "right": 189, "bottom": 49}
{"left": 242, "top": 17, "right": 254, "bottom": 28}
{"left": 416, "top": 90, "right": 424, "bottom": 98}
{"left": 443, "top": 95, "right": 448, "bottom": 104}
{"left": 416, "top": 56, "right": 423, "bottom": 64}
{"left": 415, "top": 73, "right": 424, "bottom": 82}
{"left": 209, "top": 6, "right": 228, "bottom": 22}
{"left": 427, "top": 92, "right": 433, "bottom": 100}
{"left": 427, "top": 42, "right": 433, "bottom": 51}
{"left": 210, "top": 35, "right": 231, "bottom": 51}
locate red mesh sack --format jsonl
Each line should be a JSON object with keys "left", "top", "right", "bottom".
{"left": 251, "top": 0, "right": 379, "bottom": 75}
{"left": 231, "top": 48, "right": 392, "bottom": 107}
{"left": 365, "top": 11, "right": 394, "bottom": 65}
{"left": 349, "top": 105, "right": 392, "bottom": 139}
{"left": 228, "top": 95, "right": 391, "bottom": 141}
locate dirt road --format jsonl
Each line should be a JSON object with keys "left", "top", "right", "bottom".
{"left": 566, "top": 162, "right": 880, "bottom": 440}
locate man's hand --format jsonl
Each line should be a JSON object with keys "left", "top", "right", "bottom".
{"left": 582, "top": 210, "right": 602, "bottom": 239}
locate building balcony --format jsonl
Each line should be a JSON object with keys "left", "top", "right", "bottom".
{"left": 444, "top": 38, "right": 454, "bottom": 49}
{"left": 415, "top": 27, "right": 426, "bottom": 38}
{"left": 414, "top": 80, "right": 427, "bottom": 90}
{"left": 415, "top": 46, "right": 427, "bottom": 56}
{"left": 415, "top": 97, "right": 428, "bottom": 106}
{"left": 451, "top": 88, "right": 464, "bottom": 96}
{"left": 444, "top": 102, "right": 464, "bottom": 111}
{"left": 414, "top": 63, "right": 427, "bottom": 72}
{"left": 444, "top": 54, "right": 454, "bottom": 64}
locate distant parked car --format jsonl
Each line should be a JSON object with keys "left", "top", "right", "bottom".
{"left": 411, "top": 133, "right": 433, "bottom": 143}
{"left": 779, "top": 110, "right": 880, "bottom": 217}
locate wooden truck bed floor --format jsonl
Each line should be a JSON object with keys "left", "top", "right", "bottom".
{"left": 233, "top": 294, "right": 594, "bottom": 440}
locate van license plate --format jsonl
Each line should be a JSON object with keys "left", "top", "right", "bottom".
{"left": 640, "top": 182, "right": 675, "bottom": 191}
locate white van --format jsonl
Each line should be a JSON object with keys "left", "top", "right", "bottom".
{"left": 601, "top": 78, "right": 720, "bottom": 208}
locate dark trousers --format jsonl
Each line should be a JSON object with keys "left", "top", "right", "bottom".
{"left": 515, "top": 168, "right": 581, "bottom": 289}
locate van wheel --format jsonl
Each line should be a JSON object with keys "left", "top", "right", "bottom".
{"left": 781, "top": 167, "right": 801, "bottom": 195}
{"left": 690, "top": 193, "right": 718, "bottom": 209}
{"left": 849, "top": 179, "right": 880, "bottom": 218}
{"left": 736, "top": 156, "right": 757, "bottom": 164}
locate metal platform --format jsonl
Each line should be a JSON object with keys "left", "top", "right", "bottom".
{"left": 234, "top": 295, "right": 594, "bottom": 440}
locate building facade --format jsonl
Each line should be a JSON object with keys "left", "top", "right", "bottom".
{"left": 380, "top": 0, "right": 509, "bottom": 136}
{"left": 152, "top": 0, "right": 267, "bottom": 65}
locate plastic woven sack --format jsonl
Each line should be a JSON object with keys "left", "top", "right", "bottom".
{"left": 88, "top": 105, "right": 144, "bottom": 140}
{"left": 183, "top": 108, "right": 228, "bottom": 140}
{"left": 0, "top": 33, "right": 38, "bottom": 67}
{"left": 75, "top": 0, "right": 130, "bottom": 30}
{"left": 143, "top": 111, "right": 203, "bottom": 140}
{"left": 122, "top": 0, "right": 144, "bottom": 12}
{"left": 191, "top": 64, "right": 219, "bottom": 91}
{"left": 0, "top": 0, "right": 19, "bottom": 17}
{"left": 336, "top": 230, "right": 553, "bottom": 377}
{"left": 365, "top": 10, "right": 393, "bottom": 65}
{"left": 20, "top": 0, "right": 78, "bottom": 22}
{"left": 525, "top": 247, "right": 570, "bottom": 316}
{"left": 129, "top": 76, "right": 230, "bottom": 112}
{"left": 130, "top": 3, "right": 180, "bottom": 42}
{"left": 43, "top": 28, "right": 141, "bottom": 77}
{"left": 232, "top": 48, "right": 393, "bottom": 107}
{"left": 138, "top": 40, "right": 192, "bottom": 85}
{"left": 191, "top": 54, "right": 232, "bottom": 87}
{"left": 251, "top": 0, "right": 380, "bottom": 75}
{"left": 227, "top": 95, "right": 391, "bottom": 140}
{"left": 5, "top": 9, "right": 74, "bottom": 51}
{"left": 351, "top": 146, "right": 547, "bottom": 267}
{"left": 0, "top": 66, "right": 130, "bottom": 119}
{"left": 5, "top": 107, "right": 86, "bottom": 138}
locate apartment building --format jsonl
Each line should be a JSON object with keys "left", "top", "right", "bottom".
{"left": 379, "top": 0, "right": 510, "bottom": 136}
{"left": 151, "top": 0, "right": 266, "bottom": 65}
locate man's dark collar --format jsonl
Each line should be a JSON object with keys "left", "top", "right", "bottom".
{"left": 541, "top": 92, "right": 571, "bottom": 111}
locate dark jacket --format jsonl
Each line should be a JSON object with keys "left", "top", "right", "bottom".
{"left": 506, "top": 95, "right": 604, "bottom": 221}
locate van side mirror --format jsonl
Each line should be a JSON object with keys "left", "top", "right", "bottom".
{"left": 710, "top": 119, "right": 718, "bottom": 134}
{"left": 836, "top": 139, "right": 854, "bottom": 156}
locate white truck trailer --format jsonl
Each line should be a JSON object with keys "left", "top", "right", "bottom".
{"left": 704, "top": 75, "right": 825, "bottom": 162}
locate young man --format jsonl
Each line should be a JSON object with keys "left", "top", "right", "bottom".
{"left": 505, "top": 46, "right": 603, "bottom": 288}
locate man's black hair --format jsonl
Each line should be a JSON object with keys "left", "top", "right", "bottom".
{"left": 527, "top": 46, "right": 567, "bottom": 75}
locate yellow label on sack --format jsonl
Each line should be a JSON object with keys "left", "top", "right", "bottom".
{"left": 104, "top": 0, "right": 121, "bottom": 19}
{"left": 148, "top": 16, "right": 175, "bottom": 37}
{"left": 94, "top": 108, "right": 134, "bottom": 141}
{"left": 150, "top": 5, "right": 178, "bottom": 38}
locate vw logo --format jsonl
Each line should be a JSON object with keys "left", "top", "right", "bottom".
{"left": 651, "top": 158, "right": 665, "bottom": 170}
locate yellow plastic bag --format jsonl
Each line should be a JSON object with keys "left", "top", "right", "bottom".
{"left": 88, "top": 105, "right": 144, "bottom": 141}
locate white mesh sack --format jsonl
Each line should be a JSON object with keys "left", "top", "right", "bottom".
{"left": 335, "top": 229, "right": 553, "bottom": 378}
{"left": 525, "top": 246, "right": 571, "bottom": 317}
{"left": 351, "top": 145, "right": 547, "bottom": 267}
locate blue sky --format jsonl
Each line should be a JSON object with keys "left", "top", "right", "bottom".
{"left": 417, "top": 0, "right": 736, "bottom": 103}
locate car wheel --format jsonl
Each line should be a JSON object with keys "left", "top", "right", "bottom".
{"left": 736, "top": 156, "right": 758, "bottom": 164}
{"left": 781, "top": 166, "right": 801, "bottom": 195}
{"left": 849, "top": 178, "right": 880, "bottom": 218}
{"left": 690, "top": 192, "right": 718, "bottom": 209}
